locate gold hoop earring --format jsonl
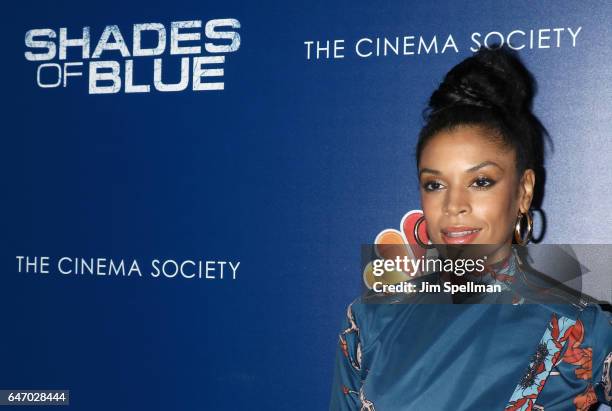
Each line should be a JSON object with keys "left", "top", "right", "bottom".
{"left": 514, "top": 211, "right": 533, "bottom": 246}
{"left": 414, "top": 216, "right": 435, "bottom": 249}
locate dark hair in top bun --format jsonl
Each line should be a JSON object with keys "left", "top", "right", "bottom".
{"left": 416, "top": 45, "right": 547, "bottom": 182}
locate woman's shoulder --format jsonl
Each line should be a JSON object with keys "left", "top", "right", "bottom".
{"left": 339, "top": 272, "right": 445, "bottom": 349}
{"left": 580, "top": 302, "right": 612, "bottom": 343}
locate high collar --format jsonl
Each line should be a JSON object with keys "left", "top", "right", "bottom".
{"left": 466, "top": 251, "right": 519, "bottom": 289}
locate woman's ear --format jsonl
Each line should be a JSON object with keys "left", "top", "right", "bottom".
{"left": 518, "top": 169, "right": 536, "bottom": 213}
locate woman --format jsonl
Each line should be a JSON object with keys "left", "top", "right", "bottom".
{"left": 330, "top": 47, "right": 612, "bottom": 410}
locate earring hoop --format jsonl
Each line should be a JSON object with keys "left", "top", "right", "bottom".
{"left": 414, "top": 216, "right": 435, "bottom": 249}
{"left": 514, "top": 211, "right": 533, "bottom": 246}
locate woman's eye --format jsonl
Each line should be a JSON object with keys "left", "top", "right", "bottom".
{"left": 471, "top": 177, "right": 495, "bottom": 189}
{"left": 422, "top": 181, "right": 444, "bottom": 192}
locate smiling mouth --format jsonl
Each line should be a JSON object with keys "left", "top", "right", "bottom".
{"left": 441, "top": 227, "right": 481, "bottom": 244}
{"left": 444, "top": 229, "right": 480, "bottom": 237}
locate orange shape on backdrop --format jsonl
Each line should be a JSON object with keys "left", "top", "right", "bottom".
{"left": 363, "top": 210, "right": 430, "bottom": 289}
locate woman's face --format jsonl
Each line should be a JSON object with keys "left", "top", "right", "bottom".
{"left": 418, "top": 125, "right": 535, "bottom": 263}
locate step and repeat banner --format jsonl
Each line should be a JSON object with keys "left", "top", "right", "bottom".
{"left": 2, "top": 1, "right": 611, "bottom": 410}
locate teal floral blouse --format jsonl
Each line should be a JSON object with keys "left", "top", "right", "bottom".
{"left": 330, "top": 255, "right": 612, "bottom": 410}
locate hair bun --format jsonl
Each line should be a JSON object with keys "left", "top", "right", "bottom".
{"left": 428, "top": 45, "right": 534, "bottom": 116}
{"left": 417, "top": 44, "right": 548, "bottom": 195}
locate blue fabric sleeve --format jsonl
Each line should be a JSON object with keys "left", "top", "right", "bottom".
{"left": 591, "top": 305, "right": 612, "bottom": 406}
{"left": 329, "top": 301, "right": 365, "bottom": 411}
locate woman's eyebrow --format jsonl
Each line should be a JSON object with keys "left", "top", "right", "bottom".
{"left": 418, "top": 168, "right": 440, "bottom": 177}
{"left": 466, "top": 161, "right": 503, "bottom": 173}
{"left": 419, "top": 161, "right": 503, "bottom": 177}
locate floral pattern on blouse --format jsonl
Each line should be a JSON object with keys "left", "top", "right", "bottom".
{"left": 505, "top": 314, "right": 576, "bottom": 410}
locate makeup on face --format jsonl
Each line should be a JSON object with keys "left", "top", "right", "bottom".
{"left": 418, "top": 126, "right": 521, "bottom": 253}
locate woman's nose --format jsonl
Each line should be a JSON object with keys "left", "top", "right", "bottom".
{"left": 443, "top": 187, "right": 471, "bottom": 216}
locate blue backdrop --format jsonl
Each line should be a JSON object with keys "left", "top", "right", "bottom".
{"left": 2, "top": 1, "right": 611, "bottom": 409}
